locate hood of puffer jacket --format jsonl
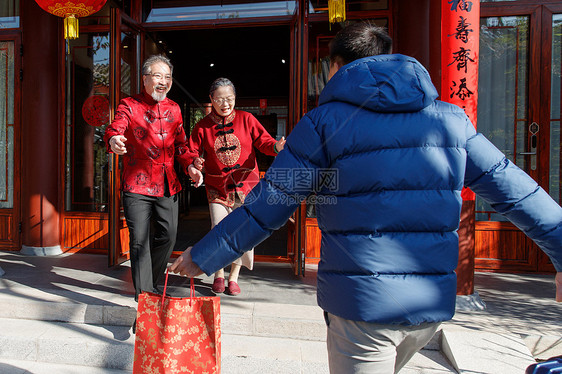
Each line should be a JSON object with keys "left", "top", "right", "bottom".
{"left": 318, "top": 54, "right": 439, "bottom": 113}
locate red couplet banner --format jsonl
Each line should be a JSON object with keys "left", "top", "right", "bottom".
{"left": 441, "top": 0, "right": 480, "bottom": 201}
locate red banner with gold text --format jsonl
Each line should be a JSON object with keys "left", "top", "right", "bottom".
{"left": 441, "top": 0, "right": 480, "bottom": 201}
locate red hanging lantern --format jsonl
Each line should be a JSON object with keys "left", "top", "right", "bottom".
{"left": 34, "top": 0, "right": 107, "bottom": 40}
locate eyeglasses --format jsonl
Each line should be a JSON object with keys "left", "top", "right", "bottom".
{"left": 146, "top": 73, "right": 172, "bottom": 81}
{"left": 213, "top": 97, "right": 235, "bottom": 105}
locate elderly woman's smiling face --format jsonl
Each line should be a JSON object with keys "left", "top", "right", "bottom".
{"left": 210, "top": 86, "right": 236, "bottom": 117}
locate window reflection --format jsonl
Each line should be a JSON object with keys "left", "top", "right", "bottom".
{"left": 0, "top": 0, "right": 19, "bottom": 28}
{"left": 146, "top": 1, "right": 297, "bottom": 22}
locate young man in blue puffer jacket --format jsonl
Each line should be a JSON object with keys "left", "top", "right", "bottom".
{"left": 170, "top": 22, "right": 562, "bottom": 373}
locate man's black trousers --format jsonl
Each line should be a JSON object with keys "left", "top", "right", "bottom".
{"left": 122, "top": 191, "right": 178, "bottom": 301}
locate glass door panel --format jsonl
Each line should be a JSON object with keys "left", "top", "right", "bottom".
{"left": 477, "top": 16, "right": 529, "bottom": 221}
{"left": 476, "top": 5, "right": 557, "bottom": 272}
{"left": 119, "top": 26, "right": 139, "bottom": 100}
{"left": 0, "top": 38, "right": 19, "bottom": 250}
{"left": 66, "top": 33, "right": 111, "bottom": 213}
{"left": 0, "top": 0, "right": 20, "bottom": 28}
{"left": 0, "top": 41, "right": 14, "bottom": 210}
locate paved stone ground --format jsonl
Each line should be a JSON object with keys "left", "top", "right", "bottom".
{"left": 0, "top": 252, "right": 560, "bottom": 373}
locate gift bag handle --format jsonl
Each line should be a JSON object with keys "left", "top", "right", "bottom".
{"left": 161, "top": 269, "right": 169, "bottom": 310}
{"left": 161, "top": 269, "right": 195, "bottom": 309}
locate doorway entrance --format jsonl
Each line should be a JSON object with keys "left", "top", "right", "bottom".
{"left": 149, "top": 26, "right": 291, "bottom": 258}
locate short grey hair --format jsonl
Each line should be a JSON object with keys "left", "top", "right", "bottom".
{"left": 142, "top": 55, "right": 173, "bottom": 75}
{"left": 209, "top": 77, "right": 236, "bottom": 97}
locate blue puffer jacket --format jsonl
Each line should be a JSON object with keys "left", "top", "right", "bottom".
{"left": 191, "top": 54, "right": 562, "bottom": 325}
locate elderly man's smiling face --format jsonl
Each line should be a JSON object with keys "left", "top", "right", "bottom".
{"left": 143, "top": 61, "right": 172, "bottom": 102}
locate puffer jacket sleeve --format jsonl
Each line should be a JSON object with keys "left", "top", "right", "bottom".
{"left": 190, "top": 114, "right": 328, "bottom": 275}
{"left": 464, "top": 122, "right": 562, "bottom": 270}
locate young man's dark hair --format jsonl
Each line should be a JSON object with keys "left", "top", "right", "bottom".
{"left": 329, "top": 22, "right": 392, "bottom": 65}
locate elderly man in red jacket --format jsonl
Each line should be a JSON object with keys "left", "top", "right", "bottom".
{"left": 104, "top": 54, "right": 203, "bottom": 305}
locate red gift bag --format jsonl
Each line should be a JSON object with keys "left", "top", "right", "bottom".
{"left": 133, "top": 272, "right": 221, "bottom": 373}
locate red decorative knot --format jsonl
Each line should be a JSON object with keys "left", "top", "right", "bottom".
{"left": 81, "top": 95, "right": 109, "bottom": 127}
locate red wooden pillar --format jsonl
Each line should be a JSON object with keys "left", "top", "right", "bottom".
{"left": 395, "top": 0, "right": 442, "bottom": 94}
{"left": 20, "top": 1, "right": 62, "bottom": 255}
{"left": 428, "top": 0, "right": 443, "bottom": 92}
{"left": 441, "top": 0, "right": 480, "bottom": 295}
{"left": 395, "top": 0, "right": 431, "bottom": 67}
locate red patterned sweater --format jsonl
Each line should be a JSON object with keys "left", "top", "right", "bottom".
{"left": 189, "top": 109, "right": 278, "bottom": 207}
{"left": 104, "top": 92, "right": 196, "bottom": 197}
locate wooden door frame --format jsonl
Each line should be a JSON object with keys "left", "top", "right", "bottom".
{"left": 293, "top": 0, "right": 309, "bottom": 276}
{"left": 538, "top": 4, "right": 562, "bottom": 271}
{"left": 0, "top": 33, "right": 22, "bottom": 251}
{"left": 108, "top": 7, "right": 145, "bottom": 266}
{"left": 539, "top": 4, "right": 562, "bottom": 189}
{"left": 477, "top": 3, "right": 558, "bottom": 272}
{"left": 108, "top": 7, "right": 123, "bottom": 266}
{"left": 287, "top": 13, "right": 303, "bottom": 273}
{"left": 481, "top": 4, "right": 542, "bottom": 179}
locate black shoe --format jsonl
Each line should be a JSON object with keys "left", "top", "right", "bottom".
{"left": 132, "top": 317, "right": 137, "bottom": 334}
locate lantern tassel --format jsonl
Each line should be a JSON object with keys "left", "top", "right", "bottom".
{"left": 328, "top": 0, "right": 346, "bottom": 24}
{"left": 64, "top": 14, "right": 79, "bottom": 40}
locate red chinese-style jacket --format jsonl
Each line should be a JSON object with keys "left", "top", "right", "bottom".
{"left": 104, "top": 92, "right": 196, "bottom": 197}
{"left": 189, "top": 109, "right": 278, "bottom": 207}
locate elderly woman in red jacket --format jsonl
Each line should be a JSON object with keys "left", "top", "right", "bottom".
{"left": 189, "top": 77, "right": 285, "bottom": 295}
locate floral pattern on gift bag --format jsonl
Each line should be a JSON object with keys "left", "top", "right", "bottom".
{"left": 133, "top": 276, "right": 221, "bottom": 374}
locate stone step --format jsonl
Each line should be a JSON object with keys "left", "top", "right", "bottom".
{"left": 0, "top": 318, "right": 134, "bottom": 371}
{"left": 521, "top": 334, "right": 562, "bottom": 361}
{"left": 0, "top": 317, "right": 329, "bottom": 372}
{"left": 441, "top": 326, "right": 537, "bottom": 373}
{"left": 0, "top": 290, "right": 547, "bottom": 373}
{"left": 0, "top": 294, "right": 136, "bottom": 327}
{"left": 0, "top": 317, "right": 457, "bottom": 373}
{"left": 0, "top": 292, "right": 327, "bottom": 342}
{"left": 0, "top": 358, "right": 132, "bottom": 374}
